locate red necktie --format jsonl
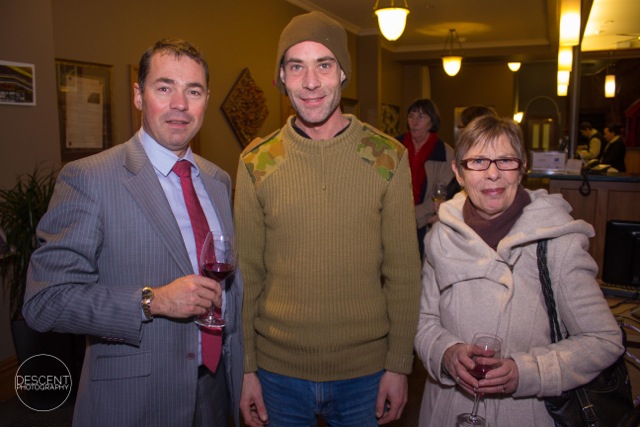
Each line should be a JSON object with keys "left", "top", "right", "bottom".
{"left": 172, "top": 160, "right": 222, "bottom": 373}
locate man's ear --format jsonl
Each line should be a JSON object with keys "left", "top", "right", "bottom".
{"left": 279, "top": 66, "right": 286, "bottom": 85}
{"left": 133, "top": 83, "right": 143, "bottom": 111}
{"left": 340, "top": 70, "right": 346, "bottom": 83}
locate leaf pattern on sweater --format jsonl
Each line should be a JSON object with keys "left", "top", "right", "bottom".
{"left": 241, "top": 132, "right": 286, "bottom": 186}
{"left": 356, "top": 128, "right": 404, "bottom": 181}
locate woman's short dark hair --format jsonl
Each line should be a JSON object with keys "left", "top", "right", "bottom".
{"left": 138, "top": 38, "right": 209, "bottom": 92}
{"left": 458, "top": 105, "right": 497, "bottom": 128}
{"left": 407, "top": 99, "right": 441, "bottom": 132}
{"left": 454, "top": 115, "right": 527, "bottom": 175}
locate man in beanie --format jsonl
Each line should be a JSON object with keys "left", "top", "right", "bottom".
{"left": 235, "top": 11, "right": 421, "bottom": 427}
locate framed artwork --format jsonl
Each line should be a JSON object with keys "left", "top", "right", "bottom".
{"left": 380, "top": 104, "right": 401, "bottom": 136}
{"left": 56, "top": 59, "right": 113, "bottom": 161}
{"left": 221, "top": 68, "right": 268, "bottom": 147}
{"left": 0, "top": 60, "right": 36, "bottom": 106}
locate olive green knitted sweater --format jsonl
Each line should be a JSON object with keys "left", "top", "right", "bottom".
{"left": 235, "top": 115, "right": 422, "bottom": 381}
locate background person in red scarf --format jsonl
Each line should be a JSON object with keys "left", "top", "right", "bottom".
{"left": 396, "top": 99, "right": 455, "bottom": 259}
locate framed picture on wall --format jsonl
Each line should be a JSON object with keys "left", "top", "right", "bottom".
{"left": 380, "top": 104, "right": 401, "bottom": 136}
{"left": 56, "top": 59, "right": 113, "bottom": 161}
{"left": 0, "top": 60, "right": 36, "bottom": 106}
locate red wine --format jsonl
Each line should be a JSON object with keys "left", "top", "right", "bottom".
{"left": 469, "top": 363, "right": 496, "bottom": 379}
{"left": 202, "top": 262, "right": 234, "bottom": 281}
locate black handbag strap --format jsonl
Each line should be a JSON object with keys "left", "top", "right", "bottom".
{"left": 537, "top": 239, "right": 601, "bottom": 425}
{"left": 537, "top": 239, "right": 563, "bottom": 344}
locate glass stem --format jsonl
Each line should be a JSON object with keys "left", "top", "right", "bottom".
{"left": 470, "top": 393, "right": 482, "bottom": 419}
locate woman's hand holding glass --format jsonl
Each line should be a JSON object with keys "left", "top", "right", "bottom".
{"left": 456, "top": 333, "right": 502, "bottom": 427}
{"left": 444, "top": 338, "right": 516, "bottom": 396}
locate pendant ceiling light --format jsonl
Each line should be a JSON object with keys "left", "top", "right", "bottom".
{"left": 559, "top": 0, "right": 581, "bottom": 46}
{"left": 442, "top": 29, "right": 463, "bottom": 76}
{"left": 557, "top": 70, "right": 570, "bottom": 86}
{"left": 508, "top": 62, "right": 521, "bottom": 72}
{"left": 374, "top": 0, "right": 410, "bottom": 41}
{"left": 605, "top": 73, "right": 616, "bottom": 98}
{"left": 558, "top": 46, "right": 573, "bottom": 72}
{"left": 605, "top": 58, "right": 616, "bottom": 98}
{"left": 557, "top": 84, "right": 569, "bottom": 97}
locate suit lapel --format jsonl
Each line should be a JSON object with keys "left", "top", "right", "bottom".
{"left": 122, "top": 137, "right": 193, "bottom": 276}
{"left": 196, "top": 159, "right": 233, "bottom": 237}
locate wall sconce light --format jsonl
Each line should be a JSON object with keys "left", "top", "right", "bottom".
{"left": 442, "top": 29, "right": 463, "bottom": 76}
{"left": 605, "top": 73, "right": 616, "bottom": 98}
{"left": 558, "top": 46, "right": 573, "bottom": 71}
{"left": 557, "top": 84, "right": 568, "bottom": 97}
{"left": 374, "top": 0, "right": 410, "bottom": 41}
{"left": 508, "top": 62, "right": 521, "bottom": 72}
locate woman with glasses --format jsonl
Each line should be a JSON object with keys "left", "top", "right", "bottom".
{"left": 414, "top": 115, "right": 623, "bottom": 426}
{"left": 396, "top": 99, "right": 455, "bottom": 259}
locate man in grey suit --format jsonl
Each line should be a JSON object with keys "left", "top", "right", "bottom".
{"left": 23, "top": 39, "right": 243, "bottom": 426}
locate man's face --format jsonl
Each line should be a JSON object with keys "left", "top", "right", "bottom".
{"left": 134, "top": 53, "right": 209, "bottom": 157}
{"left": 279, "top": 41, "right": 345, "bottom": 127}
{"left": 603, "top": 127, "right": 613, "bottom": 141}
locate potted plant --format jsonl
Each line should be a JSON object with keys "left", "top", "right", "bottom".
{"left": 1, "top": 166, "right": 84, "bottom": 405}
{"left": 0, "top": 165, "right": 56, "bottom": 323}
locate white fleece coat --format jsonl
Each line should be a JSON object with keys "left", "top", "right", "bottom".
{"left": 415, "top": 188, "right": 624, "bottom": 427}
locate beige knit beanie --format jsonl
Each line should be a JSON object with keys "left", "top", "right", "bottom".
{"left": 275, "top": 11, "right": 351, "bottom": 93}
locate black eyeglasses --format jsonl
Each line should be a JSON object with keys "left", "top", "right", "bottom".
{"left": 460, "top": 158, "right": 522, "bottom": 171}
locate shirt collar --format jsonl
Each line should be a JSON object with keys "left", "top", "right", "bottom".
{"left": 139, "top": 129, "right": 199, "bottom": 177}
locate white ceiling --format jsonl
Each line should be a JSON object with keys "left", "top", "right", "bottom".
{"left": 285, "top": 0, "right": 640, "bottom": 64}
{"left": 582, "top": 0, "right": 640, "bottom": 51}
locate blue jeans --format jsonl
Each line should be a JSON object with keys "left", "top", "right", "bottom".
{"left": 257, "top": 369, "right": 384, "bottom": 427}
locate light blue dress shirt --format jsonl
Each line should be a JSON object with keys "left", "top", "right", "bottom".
{"left": 139, "top": 129, "right": 225, "bottom": 365}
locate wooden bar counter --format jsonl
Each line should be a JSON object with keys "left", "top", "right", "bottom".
{"left": 525, "top": 172, "right": 640, "bottom": 279}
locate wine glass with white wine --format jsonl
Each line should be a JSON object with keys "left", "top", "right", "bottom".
{"left": 432, "top": 183, "right": 447, "bottom": 213}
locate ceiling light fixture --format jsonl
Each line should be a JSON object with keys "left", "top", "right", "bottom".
{"left": 557, "top": 70, "right": 570, "bottom": 86}
{"left": 374, "top": 0, "right": 410, "bottom": 41}
{"left": 557, "top": 84, "right": 568, "bottom": 97}
{"left": 559, "top": 0, "right": 581, "bottom": 46}
{"left": 442, "top": 29, "right": 463, "bottom": 76}
{"left": 558, "top": 46, "right": 573, "bottom": 71}
{"left": 559, "top": 12, "right": 580, "bottom": 46}
{"left": 508, "top": 62, "right": 521, "bottom": 72}
{"left": 605, "top": 73, "right": 616, "bottom": 98}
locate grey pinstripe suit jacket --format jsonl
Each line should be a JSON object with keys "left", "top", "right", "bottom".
{"left": 23, "top": 135, "right": 243, "bottom": 426}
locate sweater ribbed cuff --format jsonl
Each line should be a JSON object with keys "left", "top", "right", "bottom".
{"left": 385, "top": 352, "right": 415, "bottom": 375}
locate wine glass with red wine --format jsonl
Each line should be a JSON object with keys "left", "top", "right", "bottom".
{"left": 456, "top": 333, "right": 503, "bottom": 427}
{"left": 195, "top": 232, "right": 235, "bottom": 328}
